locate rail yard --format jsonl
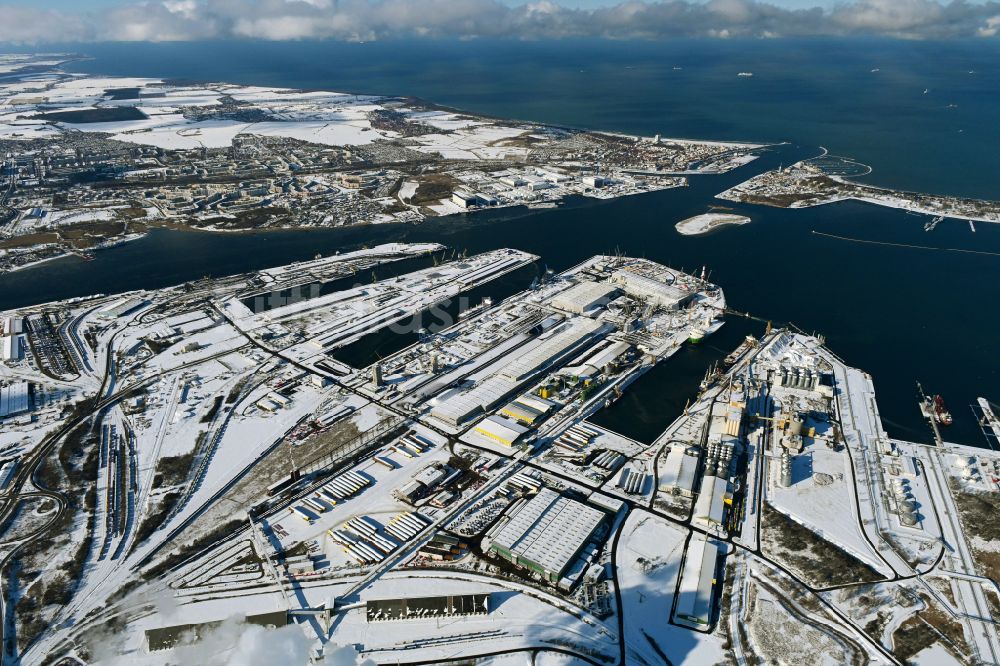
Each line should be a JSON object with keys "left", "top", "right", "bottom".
{"left": 1, "top": 236, "right": 998, "bottom": 666}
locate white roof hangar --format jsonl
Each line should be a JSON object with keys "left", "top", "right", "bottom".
{"left": 499, "top": 318, "right": 609, "bottom": 383}
{"left": 694, "top": 475, "right": 731, "bottom": 528}
{"left": 487, "top": 488, "right": 606, "bottom": 582}
{"left": 473, "top": 414, "right": 530, "bottom": 447}
{"left": 429, "top": 376, "right": 517, "bottom": 426}
{"left": 0, "top": 381, "right": 30, "bottom": 419}
{"left": 659, "top": 445, "right": 700, "bottom": 496}
{"left": 550, "top": 281, "right": 620, "bottom": 316}
{"left": 674, "top": 533, "right": 722, "bottom": 628}
{"left": 610, "top": 269, "right": 692, "bottom": 310}
{"left": 430, "top": 318, "right": 609, "bottom": 426}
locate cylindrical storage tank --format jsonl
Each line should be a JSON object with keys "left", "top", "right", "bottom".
{"left": 372, "top": 534, "right": 397, "bottom": 552}
{"left": 345, "top": 544, "right": 367, "bottom": 563}
{"left": 340, "top": 476, "right": 364, "bottom": 492}
{"left": 399, "top": 514, "right": 426, "bottom": 532}
{"left": 391, "top": 516, "right": 420, "bottom": 536}
{"left": 347, "top": 471, "right": 369, "bottom": 486}
{"left": 385, "top": 523, "right": 413, "bottom": 540}
{"left": 357, "top": 516, "right": 380, "bottom": 533}
{"left": 351, "top": 544, "right": 377, "bottom": 563}
{"left": 302, "top": 498, "right": 326, "bottom": 514}
{"left": 365, "top": 538, "right": 391, "bottom": 554}
{"left": 350, "top": 518, "right": 376, "bottom": 535}
{"left": 341, "top": 476, "right": 364, "bottom": 492}
{"left": 328, "top": 479, "right": 354, "bottom": 497}
{"left": 329, "top": 530, "right": 353, "bottom": 546}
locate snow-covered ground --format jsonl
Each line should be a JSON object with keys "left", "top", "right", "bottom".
{"left": 616, "top": 510, "right": 729, "bottom": 664}
{"left": 767, "top": 444, "right": 888, "bottom": 573}
{"left": 674, "top": 213, "right": 751, "bottom": 236}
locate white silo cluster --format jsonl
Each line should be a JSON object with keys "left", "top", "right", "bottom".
{"left": 706, "top": 440, "right": 734, "bottom": 479}
{"left": 891, "top": 478, "right": 919, "bottom": 527}
{"left": 617, "top": 466, "right": 646, "bottom": 495}
{"left": 777, "top": 365, "right": 820, "bottom": 391}
{"left": 779, "top": 451, "right": 793, "bottom": 488}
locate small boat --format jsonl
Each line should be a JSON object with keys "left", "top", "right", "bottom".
{"left": 933, "top": 395, "right": 953, "bottom": 426}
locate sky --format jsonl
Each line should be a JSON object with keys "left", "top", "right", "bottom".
{"left": 14, "top": 0, "right": 845, "bottom": 7}
{"left": 8, "top": 0, "right": 994, "bottom": 9}
{"left": 1, "top": 0, "right": 999, "bottom": 43}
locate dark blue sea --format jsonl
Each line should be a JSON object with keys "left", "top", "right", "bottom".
{"left": 2, "top": 38, "right": 999, "bottom": 446}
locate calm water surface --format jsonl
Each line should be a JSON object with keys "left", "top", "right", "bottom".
{"left": 2, "top": 39, "right": 998, "bottom": 446}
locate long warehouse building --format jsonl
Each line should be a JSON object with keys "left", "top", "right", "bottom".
{"left": 611, "top": 270, "right": 693, "bottom": 310}
{"left": 673, "top": 533, "right": 722, "bottom": 629}
{"left": 485, "top": 488, "right": 605, "bottom": 584}
{"left": 430, "top": 319, "right": 610, "bottom": 426}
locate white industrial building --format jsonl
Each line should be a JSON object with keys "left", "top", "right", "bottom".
{"left": 561, "top": 340, "right": 632, "bottom": 379}
{"left": 500, "top": 319, "right": 608, "bottom": 383}
{"left": 2, "top": 335, "right": 22, "bottom": 362}
{"left": 498, "top": 175, "right": 526, "bottom": 187}
{"left": 430, "top": 376, "right": 517, "bottom": 426}
{"left": 0, "top": 382, "right": 30, "bottom": 420}
{"left": 550, "top": 281, "right": 620, "bottom": 316}
{"left": 610, "top": 270, "right": 692, "bottom": 310}
{"left": 485, "top": 487, "right": 605, "bottom": 584}
{"left": 693, "top": 475, "right": 731, "bottom": 528}
{"left": 472, "top": 414, "right": 530, "bottom": 447}
{"left": 499, "top": 395, "right": 553, "bottom": 426}
{"left": 451, "top": 190, "right": 476, "bottom": 208}
{"left": 582, "top": 175, "right": 610, "bottom": 188}
{"left": 540, "top": 169, "right": 572, "bottom": 183}
{"left": 659, "top": 445, "right": 700, "bottom": 496}
{"left": 98, "top": 297, "right": 147, "bottom": 319}
{"left": 674, "top": 533, "right": 722, "bottom": 628}
{"left": 430, "top": 319, "right": 608, "bottom": 426}
{"left": 3, "top": 317, "right": 23, "bottom": 335}
{"left": 474, "top": 192, "right": 499, "bottom": 206}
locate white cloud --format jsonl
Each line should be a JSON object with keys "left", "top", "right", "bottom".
{"left": 322, "top": 643, "right": 376, "bottom": 666}
{"left": 224, "top": 622, "right": 312, "bottom": 666}
{"left": 977, "top": 13, "right": 1000, "bottom": 36}
{"left": 0, "top": 0, "right": 999, "bottom": 43}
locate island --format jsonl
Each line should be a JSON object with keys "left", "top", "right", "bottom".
{"left": 717, "top": 157, "right": 1000, "bottom": 223}
{"left": 674, "top": 212, "right": 751, "bottom": 235}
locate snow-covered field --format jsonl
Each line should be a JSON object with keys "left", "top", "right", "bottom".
{"left": 616, "top": 511, "right": 729, "bottom": 664}
{"left": 767, "top": 446, "right": 888, "bottom": 573}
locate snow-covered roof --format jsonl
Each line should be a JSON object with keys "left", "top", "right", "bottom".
{"left": 491, "top": 488, "right": 604, "bottom": 578}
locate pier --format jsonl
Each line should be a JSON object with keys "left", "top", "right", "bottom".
{"left": 917, "top": 381, "right": 944, "bottom": 446}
